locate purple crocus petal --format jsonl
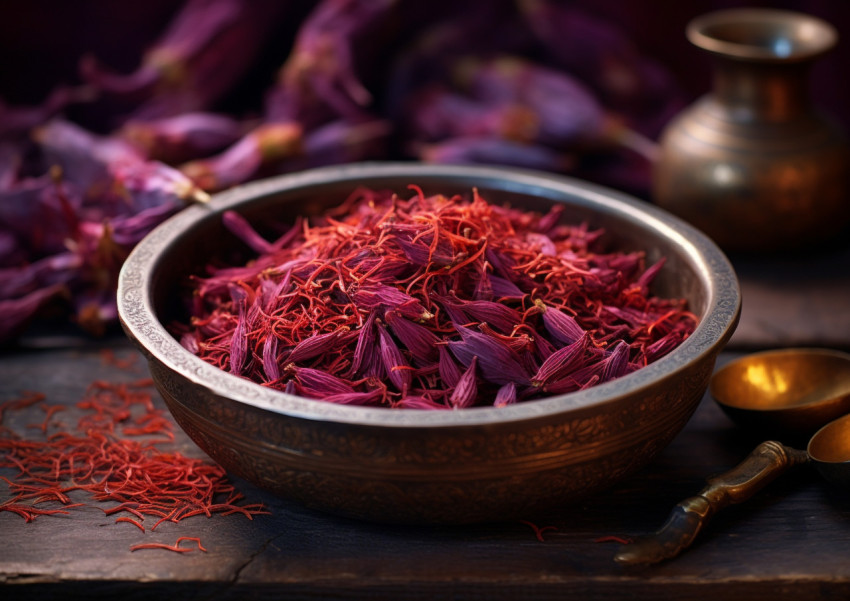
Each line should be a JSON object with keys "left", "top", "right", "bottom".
{"left": 348, "top": 310, "right": 377, "bottom": 377}
{"left": 525, "top": 232, "right": 557, "bottom": 256}
{"left": 431, "top": 294, "right": 467, "bottom": 325}
{"left": 321, "top": 388, "right": 385, "bottom": 406}
{"left": 378, "top": 323, "right": 412, "bottom": 393}
{"left": 0, "top": 142, "right": 21, "bottom": 190}
{"left": 34, "top": 119, "right": 143, "bottom": 189}
{"left": 289, "top": 365, "right": 355, "bottom": 396}
{"left": 455, "top": 55, "right": 605, "bottom": 147}
{"left": 450, "top": 356, "right": 478, "bottom": 409}
{"left": 392, "top": 236, "right": 431, "bottom": 266}
{"left": 603, "top": 305, "right": 647, "bottom": 328}
{"left": 536, "top": 204, "right": 564, "bottom": 234}
{"left": 531, "top": 333, "right": 589, "bottom": 388}
{"left": 488, "top": 274, "right": 524, "bottom": 299}
{"left": 180, "top": 122, "right": 303, "bottom": 192}
{"left": 644, "top": 331, "right": 685, "bottom": 363}
{"left": 81, "top": 0, "right": 287, "bottom": 122}
{"left": 223, "top": 211, "right": 274, "bottom": 255}
{"left": 353, "top": 283, "right": 431, "bottom": 321}
{"left": 457, "top": 299, "right": 522, "bottom": 334}
{"left": 419, "top": 135, "right": 574, "bottom": 174}
{"left": 262, "top": 333, "right": 280, "bottom": 381}
{"left": 288, "top": 330, "right": 343, "bottom": 364}
{"left": 0, "top": 283, "right": 66, "bottom": 342}
{"left": 179, "top": 330, "right": 201, "bottom": 355}
{"left": 385, "top": 310, "right": 439, "bottom": 363}
{"left": 227, "top": 284, "right": 249, "bottom": 375}
{"left": 0, "top": 86, "right": 84, "bottom": 138}
{"left": 112, "top": 158, "right": 209, "bottom": 211}
{"left": 438, "top": 344, "right": 463, "bottom": 388}
{"left": 396, "top": 395, "right": 451, "bottom": 410}
{"left": 635, "top": 258, "right": 666, "bottom": 293}
{"left": 275, "top": 0, "right": 393, "bottom": 122}
{"left": 121, "top": 112, "right": 244, "bottom": 163}
{"left": 447, "top": 325, "right": 529, "bottom": 386}
{"left": 536, "top": 299, "right": 585, "bottom": 346}
{"left": 472, "top": 267, "right": 493, "bottom": 301}
{"left": 494, "top": 382, "right": 517, "bottom": 408}
{"left": 100, "top": 203, "right": 180, "bottom": 248}
{"left": 280, "top": 119, "right": 391, "bottom": 173}
{"left": 0, "top": 252, "right": 79, "bottom": 298}
{"left": 257, "top": 272, "right": 291, "bottom": 313}
{"left": 283, "top": 379, "right": 298, "bottom": 396}
{"left": 601, "top": 341, "right": 630, "bottom": 382}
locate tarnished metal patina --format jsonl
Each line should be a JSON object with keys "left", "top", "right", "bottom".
{"left": 117, "top": 163, "right": 740, "bottom": 524}
{"left": 654, "top": 9, "right": 850, "bottom": 252}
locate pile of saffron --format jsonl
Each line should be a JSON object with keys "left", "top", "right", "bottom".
{"left": 177, "top": 186, "right": 697, "bottom": 409}
{"left": 0, "top": 377, "right": 267, "bottom": 552}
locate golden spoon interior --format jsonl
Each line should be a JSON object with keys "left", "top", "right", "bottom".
{"left": 710, "top": 348, "right": 850, "bottom": 440}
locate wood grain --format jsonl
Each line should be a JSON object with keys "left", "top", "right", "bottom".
{"left": 2, "top": 344, "right": 849, "bottom": 600}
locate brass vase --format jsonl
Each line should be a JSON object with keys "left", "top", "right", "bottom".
{"left": 653, "top": 8, "right": 850, "bottom": 253}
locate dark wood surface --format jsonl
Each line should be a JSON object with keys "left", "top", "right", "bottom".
{"left": 2, "top": 247, "right": 850, "bottom": 601}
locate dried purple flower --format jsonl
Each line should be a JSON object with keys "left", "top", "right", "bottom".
{"left": 180, "top": 122, "right": 303, "bottom": 192}
{"left": 535, "top": 299, "right": 585, "bottom": 345}
{"left": 438, "top": 345, "right": 463, "bottom": 388}
{"left": 448, "top": 325, "right": 530, "bottom": 386}
{"left": 121, "top": 112, "right": 244, "bottom": 163}
{"left": 385, "top": 310, "right": 440, "bottom": 363}
{"left": 378, "top": 323, "right": 412, "bottom": 393}
{"left": 396, "top": 395, "right": 451, "bottom": 410}
{"left": 449, "top": 356, "right": 478, "bottom": 409}
{"left": 347, "top": 310, "right": 378, "bottom": 377}
{"left": 0, "top": 284, "right": 66, "bottom": 341}
{"left": 223, "top": 211, "right": 274, "bottom": 255}
{"left": 288, "top": 330, "right": 344, "bottom": 364}
{"left": 488, "top": 274, "right": 525, "bottom": 299}
{"left": 288, "top": 365, "right": 355, "bottom": 397}
{"left": 494, "top": 382, "right": 517, "bottom": 408}
{"left": 456, "top": 298, "right": 522, "bottom": 334}
{"left": 262, "top": 333, "right": 280, "bottom": 381}
{"left": 227, "top": 284, "right": 249, "bottom": 375}
{"left": 531, "top": 333, "right": 589, "bottom": 388}
{"left": 600, "top": 341, "right": 630, "bottom": 382}
{"left": 321, "top": 388, "right": 385, "bottom": 405}
{"left": 80, "top": 0, "right": 287, "bottom": 121}
{"left": 353, "top": 284, "right": 432, "bottom": 321}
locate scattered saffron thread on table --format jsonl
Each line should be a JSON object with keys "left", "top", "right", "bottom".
{"left": 520, "top": 519, "right": 559, "bottom": 542}
{"left": 130, "top": 536, "right": 208, "bottom": 553}
{"left": 100, "top": 348, "right": 141, "bottom": 371}
{"left": 594, "top": 535, "right": 634, "bottom": 545}
{"left": 0, "top": 380, "right": 269, "bottom": 552}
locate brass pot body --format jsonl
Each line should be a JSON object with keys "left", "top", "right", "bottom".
{"left": 653, "top": 9, "right": 850, "bottom": 252}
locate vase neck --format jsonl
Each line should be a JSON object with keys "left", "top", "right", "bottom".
{"left": 711, "top": 58, "right": 812, "bottom": 121}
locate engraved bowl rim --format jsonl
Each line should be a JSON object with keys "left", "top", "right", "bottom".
{"left": 117, "top": 162, "right": 740, "bottom": 429}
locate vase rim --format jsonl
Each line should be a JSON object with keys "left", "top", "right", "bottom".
{"left": 687, "top": 8, "right": 837, "bottom": 62}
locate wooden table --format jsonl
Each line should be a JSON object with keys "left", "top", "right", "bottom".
{"left": 2, "top": 247, "right": 849, "bottom": 601}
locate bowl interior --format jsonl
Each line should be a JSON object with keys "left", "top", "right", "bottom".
{"left": 121, "top": 163, "right": 739, "bottom": 427}
{"left": 152, "top": 172, "right": 710, "bottom": 337}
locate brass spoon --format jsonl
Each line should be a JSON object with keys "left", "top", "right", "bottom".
{"left": 615, "top": 348, "right": 850, "bottom": 566}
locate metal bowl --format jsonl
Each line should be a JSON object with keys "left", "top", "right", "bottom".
{"left": 117, "top": 162, "right": 740, "bottom": 524}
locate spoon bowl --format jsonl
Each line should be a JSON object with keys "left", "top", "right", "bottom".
{"left": 808, "top": 413, "right": 850, "bottom": 488}
{"left": 710, "top": 348, "right": 850, "bottom": 439}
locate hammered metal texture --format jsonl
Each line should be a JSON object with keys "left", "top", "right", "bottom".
{"left": 117, "top": 163, "right": 741, "bottom": 524}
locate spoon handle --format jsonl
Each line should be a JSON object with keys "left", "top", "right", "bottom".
{"left": 614, "top": 440, "right": 809, "bottom": 566}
